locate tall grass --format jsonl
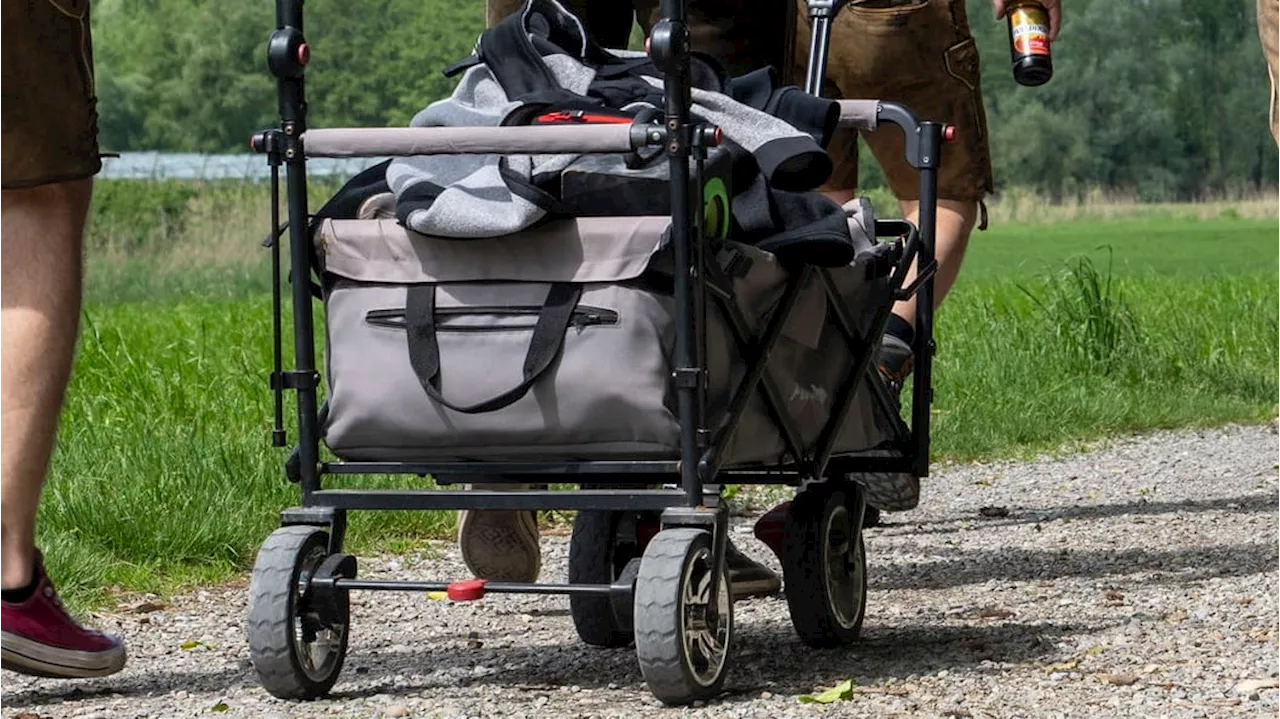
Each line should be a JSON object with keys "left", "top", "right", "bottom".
{"left": 83, "top": 178, "right": 348, "bottom": 302}
{"left": 925, "top": 268, "right": 1277, "bottom": 461}
{"left": 1017, "top": 249, "right": 1141, "bottom": 373}
{"left": 979, "top": 185, "right": 1278, "bottom": 224}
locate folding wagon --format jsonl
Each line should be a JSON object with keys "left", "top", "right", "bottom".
{"left": 246, "top": 0, "right": 946, "bottom": 706}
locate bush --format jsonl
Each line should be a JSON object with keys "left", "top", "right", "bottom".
{"left": 87, "top": 179, "right": 199, "bottom": 254}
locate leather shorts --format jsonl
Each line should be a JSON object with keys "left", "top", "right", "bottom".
{"left": 1, "top": 0, "right": 102, "bottom": 190}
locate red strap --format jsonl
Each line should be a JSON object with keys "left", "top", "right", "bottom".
{"left": 535, "top": 110, "right": 632, "bottom": 124}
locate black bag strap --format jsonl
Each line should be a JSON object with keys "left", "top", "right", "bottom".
{"left": 406, "top": 282, "right": 583, "bottom": 414}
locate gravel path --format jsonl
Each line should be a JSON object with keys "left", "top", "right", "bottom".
{"left": 3, "top": 424, "right": 1277, "bottom": 719}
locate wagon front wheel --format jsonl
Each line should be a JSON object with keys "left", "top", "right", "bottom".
{"left": 247, "top": 526, "right": 350, "bottom": 699}
{"left": 633, "top": 528, "right": 733, "bottom": 706}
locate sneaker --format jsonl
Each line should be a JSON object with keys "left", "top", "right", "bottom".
{"left": 725, "top": 541, "right": 780, "bottom": 600}
{"left": 356, "top": 191, "right": 397, "bottom": 220}
{"left": 1, "top": 555, "right": 126, "bottom": 679}
{"left": 752, "top": 497, "right": 884, "bottom": 562}
{"left": 855, "top": 470, "right": 920, "bottom": 512}
{"left": 866, "top": 332, "right": 922, "bottom": 513}
{"left": 752, "top": 501, "right": 790, "bottom": 563}
{"left": 457, "top": 484, "right": 541, "bottom": 583}
{"left": 876, "top": 333, "right": 915, "bottom": 395}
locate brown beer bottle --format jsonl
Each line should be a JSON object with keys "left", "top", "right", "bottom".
{"left": 1007, "top": 1, "right": 1053, "bottom": 86}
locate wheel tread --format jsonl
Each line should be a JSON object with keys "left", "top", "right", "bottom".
{"left": 248, "top": 526, "right": 346, "bottom": 700}
{"left": 633, "top": 528, "right": 729, "bottom": 705}
{"left": 781, "top": 490, "right": 867, "bottom": 648}
{"left": 568, "top": 511, "right": 632, "bottom": 647}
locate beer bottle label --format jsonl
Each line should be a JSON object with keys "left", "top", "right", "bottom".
{"left": 1010, "top": 8, "right": 1050, "bottom": 56}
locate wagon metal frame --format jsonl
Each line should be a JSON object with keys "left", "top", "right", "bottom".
{"left": 247, "top": 0, "right": 943, "bottom": 705}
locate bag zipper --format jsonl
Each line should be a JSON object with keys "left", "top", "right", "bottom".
{"left": 366, "top": 305, "right": 619, "bottom": 333}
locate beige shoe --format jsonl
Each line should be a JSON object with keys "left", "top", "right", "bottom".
{"left": 457, "top": 483, "right": 541, "bottom": 582}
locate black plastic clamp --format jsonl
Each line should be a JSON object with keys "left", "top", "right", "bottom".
{"left": 646, "top": 19, "right": 689, "bottom": 75}
{"left": 672, "top": 367, "right": 702, "bottom": 389}
{"left": 806, "top": 0, "right": 851, "bottom": 19}
{"left": 281, "top": 506, "right": 338, "bottom": 527}
{"left": 267, "top": 26, "right": 309, "bottom": 80}
{"left": 631, "top": 123, "right": 667, "bottom": 151}
{"left": 308, "top": 553, "right": 357, "bottom": 627}
{"left": 249, "top": 129, "right": 285, "bottom": 158}
{"left": 271, "top": 370, "right": 321, "bottom": 391}
{"left": 660, "top": 505, "right": 720, "bottom": 529}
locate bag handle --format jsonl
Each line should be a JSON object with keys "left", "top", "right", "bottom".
{"left": 406, "top": 282, "right": 582, "bottom": 414}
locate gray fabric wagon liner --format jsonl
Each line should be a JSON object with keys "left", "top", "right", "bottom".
{"left": 315, "top": 212, "right": 898, "bottom": 465}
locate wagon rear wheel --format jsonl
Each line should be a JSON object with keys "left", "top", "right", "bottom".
{"left": 568, "top": 510, "right": 655, "bottom": 647}
{"left": 781, "top": 487, "right": 868, "bottom": 647}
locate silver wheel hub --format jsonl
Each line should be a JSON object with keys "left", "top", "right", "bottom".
{"left": 824, "top": 504, "right": 864, "bottom": 629}
{"left": 294, "top": 546, "right": 346, "bottom": 681}
{"left": 680, "top": 547, "right": 730, "bottom": 687}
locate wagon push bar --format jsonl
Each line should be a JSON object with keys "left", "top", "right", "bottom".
{"left": 250, "top": 100, "right": 889, "bottom": 159}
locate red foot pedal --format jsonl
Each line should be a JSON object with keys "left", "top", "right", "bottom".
{"left": 447, "top": 579, "right": 487, "bottom": 601}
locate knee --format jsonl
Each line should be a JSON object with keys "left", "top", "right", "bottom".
{"left": 2, "top": 178, "right": 94, "bottom": 222}
{"left": 937, "top": 198, "right": 980, "bottom": 239}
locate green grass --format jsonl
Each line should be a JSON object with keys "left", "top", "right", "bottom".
{"left": 32, "top": 182, "right": 1280, "bottom": 613}
{"left": 961, "top": 217, "right": 1279, "bottom": 280}
{"left": 927, "top": 266, "right": 1276, "bottom": 461}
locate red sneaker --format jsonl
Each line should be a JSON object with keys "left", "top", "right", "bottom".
{"left": 1, "top": 558, "right": 126, "bottom": 678}
{"left": 752, "top": 501, "right": 790, "bottom": 563}
{"left": 751, "top": 499, "right": 884, "bottom": 561}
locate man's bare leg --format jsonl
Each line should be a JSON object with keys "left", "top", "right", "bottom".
{"left": 1, "top": 179, "right": 91, "bottom": 589}
{"left": 826, "top": 190, "right": 978, "bottom": 322}
{"left": 802, "top": 192, "right": 979, "bottom": 523}
{"left": 890, "top": 198, "right": 979, "bottom": 322}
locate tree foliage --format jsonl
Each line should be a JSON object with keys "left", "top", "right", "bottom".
{"left": 965, "top": 0, "right": 1276, "bottom": 199}
{"left": 90, "top": 0, "right": 1277, "bottom": 200}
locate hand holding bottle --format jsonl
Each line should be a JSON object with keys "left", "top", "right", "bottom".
{"left": 995, "top": 0, "right": 1059, "bottom": 86}
{"left": 992, "top": 0, "right": 1062, "bottom": 42}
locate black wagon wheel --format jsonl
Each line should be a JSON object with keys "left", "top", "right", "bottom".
{"left": 568, "top": 510, "right": 654, "bottom": 647}
{"left": 248, "top": 526, "right": 350, "bottom": 699}
{"left": 633, "top": 528, "right": 734, "bottom": 706}
{"left": 782, "top": 487, "right": 868, "bottom": 648}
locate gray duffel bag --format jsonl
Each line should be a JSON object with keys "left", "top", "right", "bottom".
{"left": 314, "top": 207, "right": 899, "bottom": 466}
